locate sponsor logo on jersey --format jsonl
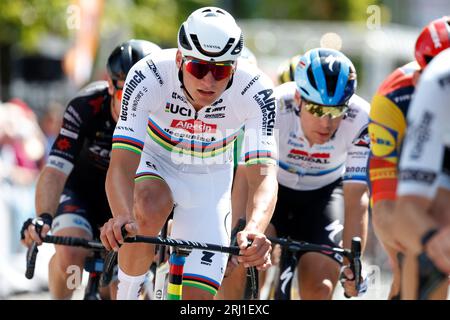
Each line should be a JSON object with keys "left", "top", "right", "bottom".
{"left": 205, "top": 106, "right": 226, "bottom": 113}
{"left": 89, "top": 145, "right": 111, "bottom": 159}
{"left": 438, "top": 72, "right": 450, "bottom": 88}
{"left": 48, "top": 158, "right": 65, "bottom": 170}
{"left": 211, "top": 98, "right": 223, "bottom": 107}
{"left": 132, "top": 90, "right": 144, "bottom": 113}
{"left": 56, "top": 138, "right": 72, "bottom": 151}
{"left": 170, "top": 119, "right": 217, "bottom": 134}
{"left": 116, "top": 126, "right": 134, "bottom": 132}
{"left": 241, "top": 75, "right": 260, "bottom": 96}
{"left": 393, "top": 94, "right": 412, "bottom": 104}
{"left": 346, "top": 166, "right": 367, "bottom": 173}
{"left": 165, "top": 103, "right": 192, "bottom": 117}
{"left": 145, "top": 161, "right": 157, "bottom": 171}
{"left": 146, "top": 59, "right": 164, "bottom": 86}
{"left": 204, "top": 113, "right": 225, "bottom": 119}
{"left": 344, "top": 107, "right": 359, "bottom": 120}
{"left": 368, "top": 123, "right": 396, "bottom": 157}
{"left": 288, "top": 149, "right": 330, "bottom": 164}
{"left": 200, "top": 251, "right": 215, "bottom": 266}
{"left": 121, "top": 69, "right": 146, "bottom": 121}
{"left": 352, "top": 126, "right": 370, "bottom": 148}
{"left": 172, "top": 91, "right": 187, "bottom": 103}
{"left": 60, "top": 128, "right": 78, "bottom": 139}
{"left": 253, "top": 89, "right": 276, "bottom": 136}
{"left": 370, "top": 167, "right": 396, "bottom": 181}
{"left": 399, "top": 169, "right": 437, "bottom": 185}
{"left": 409, "top": 111, "right": 433, "bottom": 160}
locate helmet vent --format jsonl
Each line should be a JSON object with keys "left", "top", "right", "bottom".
{"left": 231, "top": 34, "right": 243, "bottom": 55}
{"left": 306, "top": 66, "right": 317, "bottom": 90}
{"left": 191, "top": 34, "right": 235, "bottom": 58}
{"left": 178, "top": 25, "right": 192, "bottom": 50}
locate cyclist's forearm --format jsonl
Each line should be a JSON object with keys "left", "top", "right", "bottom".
{"left": 105, "top": 153, "right": 139, "bottom": 219}
{"left": 245, "top": 164, "right": 278, "bottom": 233}
{"left": 35, "top": 167, "right": 68, "bottom": 216}
{"left": 393, "top": 195, "right": 436, "bottom": 255}
{"left": 343, "top": 184, "right": 369, "bottom": 253}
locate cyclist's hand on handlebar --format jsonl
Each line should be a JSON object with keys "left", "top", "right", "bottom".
{"left": 20, "top": 214, "right": 52, "bottom": 247}
{"left": 339, "top": 265, "right": 368, "bottom": 298}
{"left": 424, "top": 226, "right": 450, "bottom": 274}
{"left": 236, "top": 230, "right": 272, "bottom": 271}
{"left": 100, "top": 217, "right": 138, "bottom": 252}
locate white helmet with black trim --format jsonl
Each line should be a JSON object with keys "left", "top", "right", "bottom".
{"left": 177, "top": 7, "right": 243, "bottom": 62}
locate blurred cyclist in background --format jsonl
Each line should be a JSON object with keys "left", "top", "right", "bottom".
{"left": 394, "top": 47, "right": 450, "bottom": 300}
{"left": 20, "top": 39, "right": 161, "bottom": 299}
{"left": 277, "top": 54, "right": 301, "bottom": 85}
{"left": 368, "top": 16, "right": 450, "bottom": 299}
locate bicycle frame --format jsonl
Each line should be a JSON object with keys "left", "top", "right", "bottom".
{"left": 269, "top": 236, "right": 362, "bottom": 300}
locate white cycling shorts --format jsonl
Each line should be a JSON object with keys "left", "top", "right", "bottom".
{"left": 135, "top": 151, "right": 233, "bottom": 295}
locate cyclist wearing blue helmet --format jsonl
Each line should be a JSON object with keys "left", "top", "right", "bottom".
{"left": 223, "top": 48, "right": 371, "bottom": 299}
{"left": 274, "top": 48, "right": 370, "bottom": 299}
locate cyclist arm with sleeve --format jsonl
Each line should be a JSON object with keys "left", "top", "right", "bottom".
{"left": 235, "top": 85, "right": 278, "bottom": 271}
{"left": 22, "top": 97, "right": 92, "bottom": 245}
{"left": 341, "top": 118, "right": 371, "bottom": 296}
{"left": 343, "top": 110, "right": 371, "bottom": 252}
{"left": 102, "top": 62, "right": 158, "bottom": 251}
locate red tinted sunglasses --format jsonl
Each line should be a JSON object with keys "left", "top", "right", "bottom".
{"left": 183, "top": 57, "right": 235, "bottom": 81}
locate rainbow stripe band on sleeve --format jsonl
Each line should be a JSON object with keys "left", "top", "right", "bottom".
{"left": 182, "top": 273, "right": 220, "bottom": 296}
{"left": 244, "top": 150, "right": 277, "bottom": 166}
{"left": 134, "top": 172, "right": 165, "bottom": 183}
{"left": 167, "top": 253, "right": 186, "bottom": 300}
{"left": 112, "top": 135, "right": 144, "bottom": 155}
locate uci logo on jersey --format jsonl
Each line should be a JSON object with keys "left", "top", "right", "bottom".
{"left": 165, "top": 103, "right": 192, "bottom": 117}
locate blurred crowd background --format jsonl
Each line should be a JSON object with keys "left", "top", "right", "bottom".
{"left": 0, "top": 0, "right": 449, "bottom": 299}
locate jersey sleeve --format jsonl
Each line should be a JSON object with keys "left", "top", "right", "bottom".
{"left": 367, "top": 93, "right": 407, "bottom": 203}
{"left": 47, "top": 94, "right": 98, "bottom": 175}
{"left": 343, "top": 99, "right": 371, "bottom": 184}
{"left": 397, "top": 62, "right": 450, "bottom": 198}
{"left": 238, "top": 73, "right": 278, "bottom": 166}
{"left": 112, "top": 57, "right": 162, "bottom": 155}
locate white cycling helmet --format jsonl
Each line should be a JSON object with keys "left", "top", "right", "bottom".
{"left": 177, "top": 7, "right": 243, "bottom": 62}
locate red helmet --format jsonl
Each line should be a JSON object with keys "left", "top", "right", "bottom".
{"left": 415, "top": 16, "right": 450, "bottom": 69}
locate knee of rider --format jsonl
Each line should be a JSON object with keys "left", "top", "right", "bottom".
{"left": 134, "top": 188, "right": 173, "bottom": 220}
{"left": 302, "top": 280, "right": 334, "bottom": 298}
{"left": 56, "top": 247, "right": 87, "bottom": 274}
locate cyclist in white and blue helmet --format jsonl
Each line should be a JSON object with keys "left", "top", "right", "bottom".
{"left": 296, "top": 48, "right": 356, "bottom": 107}
{"left": 223, "top": 48, "right": 370, "bottom": 299}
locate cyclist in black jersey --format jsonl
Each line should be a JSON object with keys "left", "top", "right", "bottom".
{"left": 20, "top": 39, "right": 161, "bottom": 299}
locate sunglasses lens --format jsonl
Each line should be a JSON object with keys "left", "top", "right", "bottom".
{"left": 211, "top": 65, "right": 233, "bottom": 80}
{"left": 185, "top": 60, "right": 209, "bottom": 79}
{"left": 185, "top": 59, "right": 233, "bottom": 81}
{"left": 305, "top": 103, "right": 347, "bottom": 118}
